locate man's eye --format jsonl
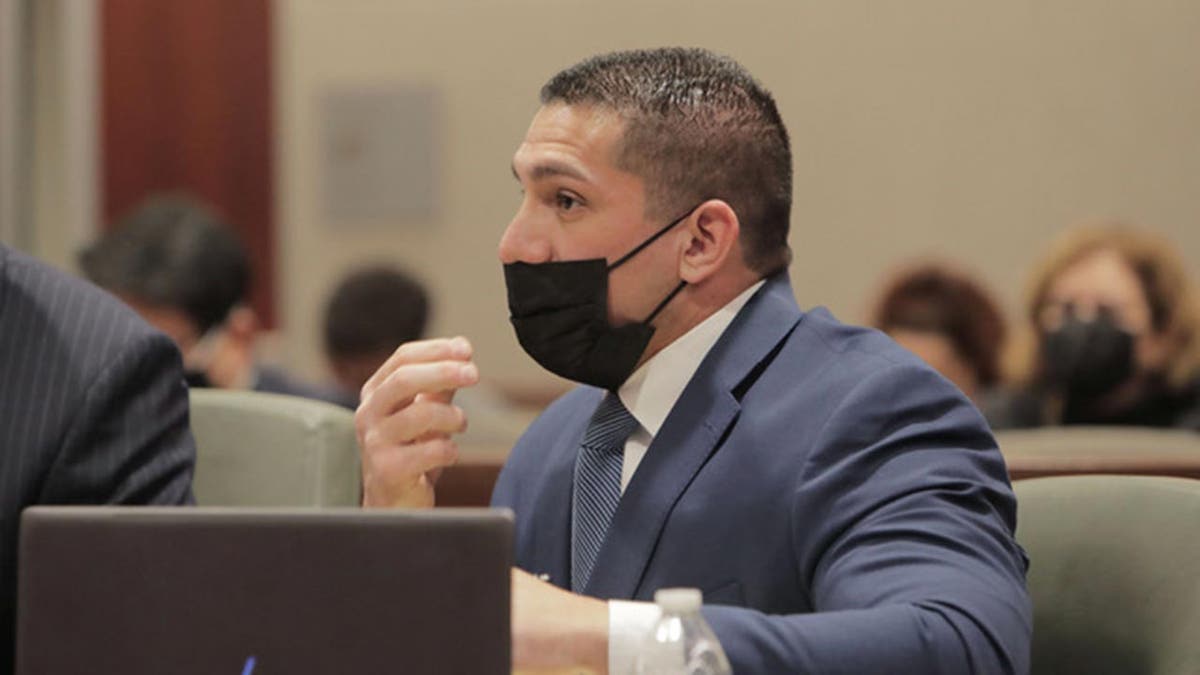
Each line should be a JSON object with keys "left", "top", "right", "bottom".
{"left": 555, "top": 193, "right": 580, "bottom": 211}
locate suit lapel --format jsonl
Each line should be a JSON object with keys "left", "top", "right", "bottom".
{"left": 585, "top": 274, "right": 803, "bottom": 599}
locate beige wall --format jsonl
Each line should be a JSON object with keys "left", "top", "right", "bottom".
{"left": 0, "top": 0, "right": 24, "bottom": 247}
{"left": 14, "top": 0, "right": 99, "bottom": 270}
{"left": 275, "top": 0, "right": 1200, "bottom": 388}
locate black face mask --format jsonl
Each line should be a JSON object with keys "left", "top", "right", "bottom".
{"left": 1039, "top": 306, "right": 1136, "bottom": 401}
{"left": 503, "top": 205, "right": 699, "bottom": 391}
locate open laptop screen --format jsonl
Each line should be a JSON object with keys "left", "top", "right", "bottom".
{"left": 17, "top": 507, "right": 511, "bottom": 675}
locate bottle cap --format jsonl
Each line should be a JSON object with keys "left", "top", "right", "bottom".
{"left": 653, "top": 587, "right": 702, "bottom": 612}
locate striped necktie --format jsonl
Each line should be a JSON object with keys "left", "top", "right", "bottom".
{"left": 571, "top": 393, "right": 639, "bottom": 593}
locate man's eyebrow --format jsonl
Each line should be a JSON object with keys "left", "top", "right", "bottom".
{"left": 510, "top": 160, "right": 590, "bottom": 183}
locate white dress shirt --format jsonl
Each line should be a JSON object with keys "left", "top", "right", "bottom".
{"left": 606, "top": 280, "right": 764, "bottom": 674}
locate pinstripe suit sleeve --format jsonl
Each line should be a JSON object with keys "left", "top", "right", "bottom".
{"left": 37, "top": 328, "right": 196, "bottom": 506}
{"left": 0, "top": 245, "right": 196, "bottom": 508}
{"left": 1, "top": 245, "right": 197, "bottom": 671}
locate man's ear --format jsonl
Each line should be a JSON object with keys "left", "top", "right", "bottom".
{"left": 679, "top": 199, "right": 740, "bottom": 284}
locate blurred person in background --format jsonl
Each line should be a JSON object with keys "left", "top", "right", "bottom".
{"left": 80, "top": 194, "right": 343, "bottom": 405}
{"left": 986, "top": 223, "right": 1200, "bottom": 430}
{"left": 323, "top": 264, "right": 430, "bottom": 405}
{"left": 322, "top": 264, "right": 532, "bottom": 441}
{"left": 870, "top": 261, "right": 1007, "bottom": 403}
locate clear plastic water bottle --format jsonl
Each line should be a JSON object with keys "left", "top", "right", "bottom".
{"left": 634, "top": 588, "right": 733, "bottom": 675}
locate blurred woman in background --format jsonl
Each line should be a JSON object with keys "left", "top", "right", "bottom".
{"left": 986, "top": 223, "right": 1200, "bottom": 430}
{"left": 871, "top": 261, "right": 1008, "bottom": 403}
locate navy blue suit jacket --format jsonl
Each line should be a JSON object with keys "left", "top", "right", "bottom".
{"left": 0, "top": 245, "right": 196, "bottom": 672}
{"left": 492, "top": 274, "right": 1031, "bottom": 674}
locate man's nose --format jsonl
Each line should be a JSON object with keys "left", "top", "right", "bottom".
{"left": 498, "top": 211, "right": 552, "bottom": 265}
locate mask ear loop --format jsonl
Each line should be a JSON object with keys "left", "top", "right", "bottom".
{"left": 607, "top": 203, "right": 703, "bottom": 271}
{"left": 607, "top": 202, "right": 702, "bottom": 326}
{"left": 642, "top": 280, "right": 688, "bottom": 324}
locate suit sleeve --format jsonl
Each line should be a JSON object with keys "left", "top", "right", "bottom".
{"left": 40, "top": 331, "right": 196, "bottom": 506}
{"left": 702, "top": 363, "right": 1031, "bottom": 675}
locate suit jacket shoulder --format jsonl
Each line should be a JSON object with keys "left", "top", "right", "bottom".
{"left": 0, "top": 244, "right": 197, "bottom": 504}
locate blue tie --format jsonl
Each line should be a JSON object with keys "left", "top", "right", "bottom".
{"left": 571, "top": 393, "right": 639, "bottom": 593}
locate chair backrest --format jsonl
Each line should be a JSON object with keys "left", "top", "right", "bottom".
{"left": 1015, "top": 475, "right": 1200, "bottom": 674}
{"left": 188, "top": 389, "right": 360, "bottom": 506}
{"left": 998, "top": 426, "right": 1200, "bottom": 481}
{"left": 437, "top": 445, "right": 508, "bottom": 507}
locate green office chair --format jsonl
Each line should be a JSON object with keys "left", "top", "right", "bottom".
{"left": 1015, "top": 475, "right": 1200, "bottom": 674}
{"left": 188, "top": 389, "right": 361, "bottom": 506}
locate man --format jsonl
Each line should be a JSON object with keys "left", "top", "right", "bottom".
{"left": 323, "top": 264, "right": 431, "bottom": 406}
{"left": 357, "top": 48, "right": 1031, "bottom": 673}
{"left": 0, "top": 243, "right": 196, "bottom": 671}
{"left": 80, "top": 194, "right": 342, "bottom": 404}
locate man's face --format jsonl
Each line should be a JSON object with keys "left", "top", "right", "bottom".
{"left": 500, "top": 103, "right": 684, "bottom": 326}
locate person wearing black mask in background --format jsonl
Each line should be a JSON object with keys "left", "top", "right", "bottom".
{"left": 985, "top": 223, "right": 1200, "bottom": 430}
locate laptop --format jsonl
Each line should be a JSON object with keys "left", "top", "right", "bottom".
{"left": 17, "top": 507, "right": 512, "bottom": 675}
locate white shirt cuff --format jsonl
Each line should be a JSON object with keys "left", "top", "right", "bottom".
{"left": 608, "top": 599, "right": 662, "bottom": 675}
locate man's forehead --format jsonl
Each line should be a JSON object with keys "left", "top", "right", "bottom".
{"left": 512, "top": 104, "right": 625, "bottom": 176}
{"left": 528, "top": 102, "right": 622, "bottom": 133}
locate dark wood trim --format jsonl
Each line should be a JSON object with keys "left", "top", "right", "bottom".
{"left": 100, "top": 0, "right": 276, "bottom": 325}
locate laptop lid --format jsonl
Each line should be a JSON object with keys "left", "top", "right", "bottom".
{"left": 17, "top": 507, "right": 512, "bottom": 675}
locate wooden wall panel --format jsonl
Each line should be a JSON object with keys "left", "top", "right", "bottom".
{"left": 101, "top": 0, "right": 275, "bottom": 325}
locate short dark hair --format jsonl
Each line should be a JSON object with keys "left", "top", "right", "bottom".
{"left": 323, "top": 265, "right": 430, "bottom": 358}
{"left": 541, "top": 47, "right": 793, "bottom": 275}
{"left": 80, "top": 194, "right": 249, "bottom": 334}
{"left": 872, "top": 263, "right": 1008, "bottom": 388}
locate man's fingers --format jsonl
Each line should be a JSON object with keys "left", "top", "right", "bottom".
{"left": 370, "top": 436, "right": 459, "bottom": 479}
{"left": 361, "top": 337, "right": 473, "bottom": 401}
{"left": 416, "top": 389, "right": 456, "bottom": 406}
{"left": 354, "top": 336, "right": 477, "bottom": 510}
{"left": 378, "top": 360, "right": 478, "bottom": 413}
{"left": 356, "top": 360, "right": 478, "bottom": 438}
{"left": 363, "top": 399, "right": 467, "bottom": 449}
{"left": 361, "top": 436, "right": 460, "bottom": 508}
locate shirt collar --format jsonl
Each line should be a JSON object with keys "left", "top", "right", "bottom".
{"left": 618, "top": 280, "right": 765, "bottom": 437}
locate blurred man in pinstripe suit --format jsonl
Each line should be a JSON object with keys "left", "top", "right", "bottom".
{"left": 0, "top": 243, "right": 196, "bottom": 672}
